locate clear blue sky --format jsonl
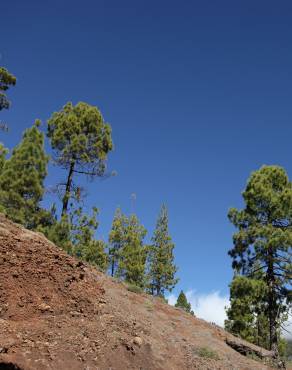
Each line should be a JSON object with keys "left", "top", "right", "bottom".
{"left": 2, "top": 0, "right": 292, "bottom": 299}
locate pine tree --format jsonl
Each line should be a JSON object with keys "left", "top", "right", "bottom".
{"left": 228, "top": 165, "right": 292, "bottom": 355}
{"left": 0, "top": 67, "right": 16, "bottom": 111}
{"left": 70, "top": 207, "right": 108, "bottom": 271}
{"left": 0, "top": 120, "right": 48, "bottom": 228}
{"left": 175, "top": 290, "right": 193, "bottom": 314}
{"left": 47, "top": 102, "right": 113, "bottom": 217}
{"left": 108, "top": 207, "right": 127, "bottom": 276}
{"left": 0, "top": 143, "right": 8, "bottom": 173}
{"left": 41, "top": 213, "right": 72, "bottom": 252}
{"left": 117, "top": 214, "right": 147, "bottom": 288}
{"left": 225, "top": 275, "right": 270, "bottom": 348}
{"left": 82, "top": 239, "right": 108, "bottom": 271}
{"left": 148, "top": 205, "right": 178, "bottom": 296}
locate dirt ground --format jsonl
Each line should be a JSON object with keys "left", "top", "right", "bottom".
{"left": 0, "top": 214, "right": 281, "bottom": 369}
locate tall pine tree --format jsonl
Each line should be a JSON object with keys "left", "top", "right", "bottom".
{"left": 175, "top": 290, "right": 193, "bottom": 314}
{"left": 0, "top": 120, "right": 48, "bottom": 228}
{"left": 225, "top": 275, "right": 270, "bottom": 348}
{"left": 228, "top": 165, "right": 292, "bottom": 355}
{"left": 0, "top": 143, "right": 8, "bottom": 173}
{"left": 71, "top": 207, "right": 108, "bottom": 271}
{"left": 47, "top": 102, "right": 113, "bottom": 217}
{"left": 148, "top": 205, "right": 178, "bottom": 296}
{"left": 117, "top": 214, "right": 147, "bottom": 288}
{"left": 108, "top": 207, "right": 127, "bottom": 276}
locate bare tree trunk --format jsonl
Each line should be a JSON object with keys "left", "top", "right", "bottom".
{"left": 267, "top": 247, "right": 278, "bottom": 356}
{"left": 61, "top": 160, "right": 75, "bottom": 217}
{"left": 111, "top": 258, "right": 115, "bottom": 277}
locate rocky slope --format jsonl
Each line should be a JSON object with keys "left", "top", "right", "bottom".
{"left": 0, "top": 215, "right": 279, "bottom": 369}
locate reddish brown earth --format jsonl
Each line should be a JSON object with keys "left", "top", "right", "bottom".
{"left": 0, "top": 214, "right": 280, "bottom": 370}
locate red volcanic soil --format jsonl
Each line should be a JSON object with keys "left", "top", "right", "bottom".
{"left": 0, "top": 215, "right": 279, "bottom": 369}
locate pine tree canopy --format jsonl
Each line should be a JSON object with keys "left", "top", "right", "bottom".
{"left": 47, "top": 101, "right": 113, "bottom": 216}
{"left": 82, "top": 239, "right": 108, "bottom": 271}
{"left": 175, "top": 290, "right": 193, "bottom": 314}
{"left": 148, "top": 204, "right": 178, "bottom": 296}
{"left": 0, "top": 120, "right": 48, "bottom": 228}
{"left": 0, "top": 143, "right": 8, "bottom": 173}
{"left": 69, "top": 206, "right": 108, "bottom": 271}
{"left": 117, "top": 213, "right": 147, "bottom": 288}
{"left": 225, "top": 275, "right": 270, "bottom": 348}
{"left": 108, "top": 207, "right": 128, "bottom": 277}
{"left": 0, "top": 67, "right": 16, "bottom": 111}
{"left": 228, "top": 165, "right": 292, "bottom": 354}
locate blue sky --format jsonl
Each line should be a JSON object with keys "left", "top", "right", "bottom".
{"left": 2, "top": 0, "right": 292, "bottom": 324}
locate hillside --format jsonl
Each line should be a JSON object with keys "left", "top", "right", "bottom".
{"left": 0, "top": 214, "right": 280, "bottom": 370}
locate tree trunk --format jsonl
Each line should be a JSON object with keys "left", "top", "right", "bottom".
{"left": 156, "top": 281, "right": 161, "bottom": 296}
{"left": 256, "top": 316, "right": 260, "bottom": 347}
{"left": 267, "top": 247, "right": 278, "bottom": 356}
{"left": 61, "top": 160, "right": 75, "bottom": 217}
{"left": 111, "top": 258, "right": 115, "bottom": 277}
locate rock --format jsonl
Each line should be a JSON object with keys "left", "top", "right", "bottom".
{"left": 38, "top": 303, "right": 52, "bottom": 312}
{"left": 225, "top": 337, "right": 274, "bottom": 359}
{"left": 133, "top": 336, "right": 143, "bottom": 347}
{"left": 70, "top": 310, "right": 82, "bottom": 317}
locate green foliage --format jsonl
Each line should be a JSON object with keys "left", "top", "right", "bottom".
{"left": 175, "top": 290, "right": 194, "bottom": 314}
{"left": 0, "top": 67, "right": 16, "bottom": 111}
{"left": 196, "top": 347, "right": 219, "bottom": 360}
{"left": 0, "top": 121, "right": 49, "bottom": 228}
{"left": 41, "top": 208, "right": 72, "bottom": 252}
{"left": 278, "top": 338, "right": 288, "bottom": 359}
{"left": 117, "top": 213, "right": 147, "bottom": 288}
{"left": 126, "top": 283, "right": 144, "bottom": 294}
{"left": 148, "top": 205, "right": 178, "bottom": 296}
{"left": 108, "top": 207, "right": 127, "bottom": 276}
{"left": 109, "top": 209, "right": 148, "bottom": 287}
{"left": 47, "top": 102, "right": 113, "bottom": 216}
{"left": 82, "top": 239, "right": 108, "bottom": 271}
{"left": 70, "top": 207, "right": 108, "bottom": 271}
{"left": 228, "top": 165, "right": 292, "bottom": 354}
{"left": 42, "top": 206, "right": 108, "bottom": 271}
{"left": 0, "top": 143, "right": 8, "bottom": 173}
{"left": 225, "top": 275, "right": 270, "bottom": 348}
{"left": 145, "top": 300, "right": 154, "bottom": 311}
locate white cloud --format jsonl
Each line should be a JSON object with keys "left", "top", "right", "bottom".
{"left": 167, "top": 293, "right": 177, "bottom": 306}
{"left": 283, "top": 312, "right": 292, "bottom": 340}
{"left": 186, "top": 290, "right": 230, "bottom": 327}
{"left": 167, "top": 290, "right": 229, "bottom": 328}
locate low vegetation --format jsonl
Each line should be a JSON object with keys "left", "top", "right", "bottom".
{"left": 196, "top": 347, "right": 220, "bottom": 360}
{"left": 126, "top": 283, "right": 144, "bottom": 294}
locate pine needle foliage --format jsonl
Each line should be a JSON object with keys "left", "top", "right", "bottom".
{"left": 70, "top": 206, "right": 108, "bottom": 271}
{"left": 148, "top": 205, "right": 178, "bottom": 296}
{"left": 0, "top": 120, "right": 48, "bottom": 228}
{"left": 0, "top": 67, "right": 16, "bottom": 111}
{"left": 0, "top": 143, "right": 8, "bottom": 173}
{"left": 228, "top": 165, "right": 292, "bottom": 355}
{"left": 108, "top": 207, "right": 128, "bottom": 276}
{"left": 225, "top": 275, "right": 270, "bottom": 348}
{"left": 47, "top": 102, "right": 113, "bottom": 216}
{"left": 117, "top": 213, "right": 147, "bottom": 288}
{"left": 175, "top": 290, "right": 193, "bottom": 314}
